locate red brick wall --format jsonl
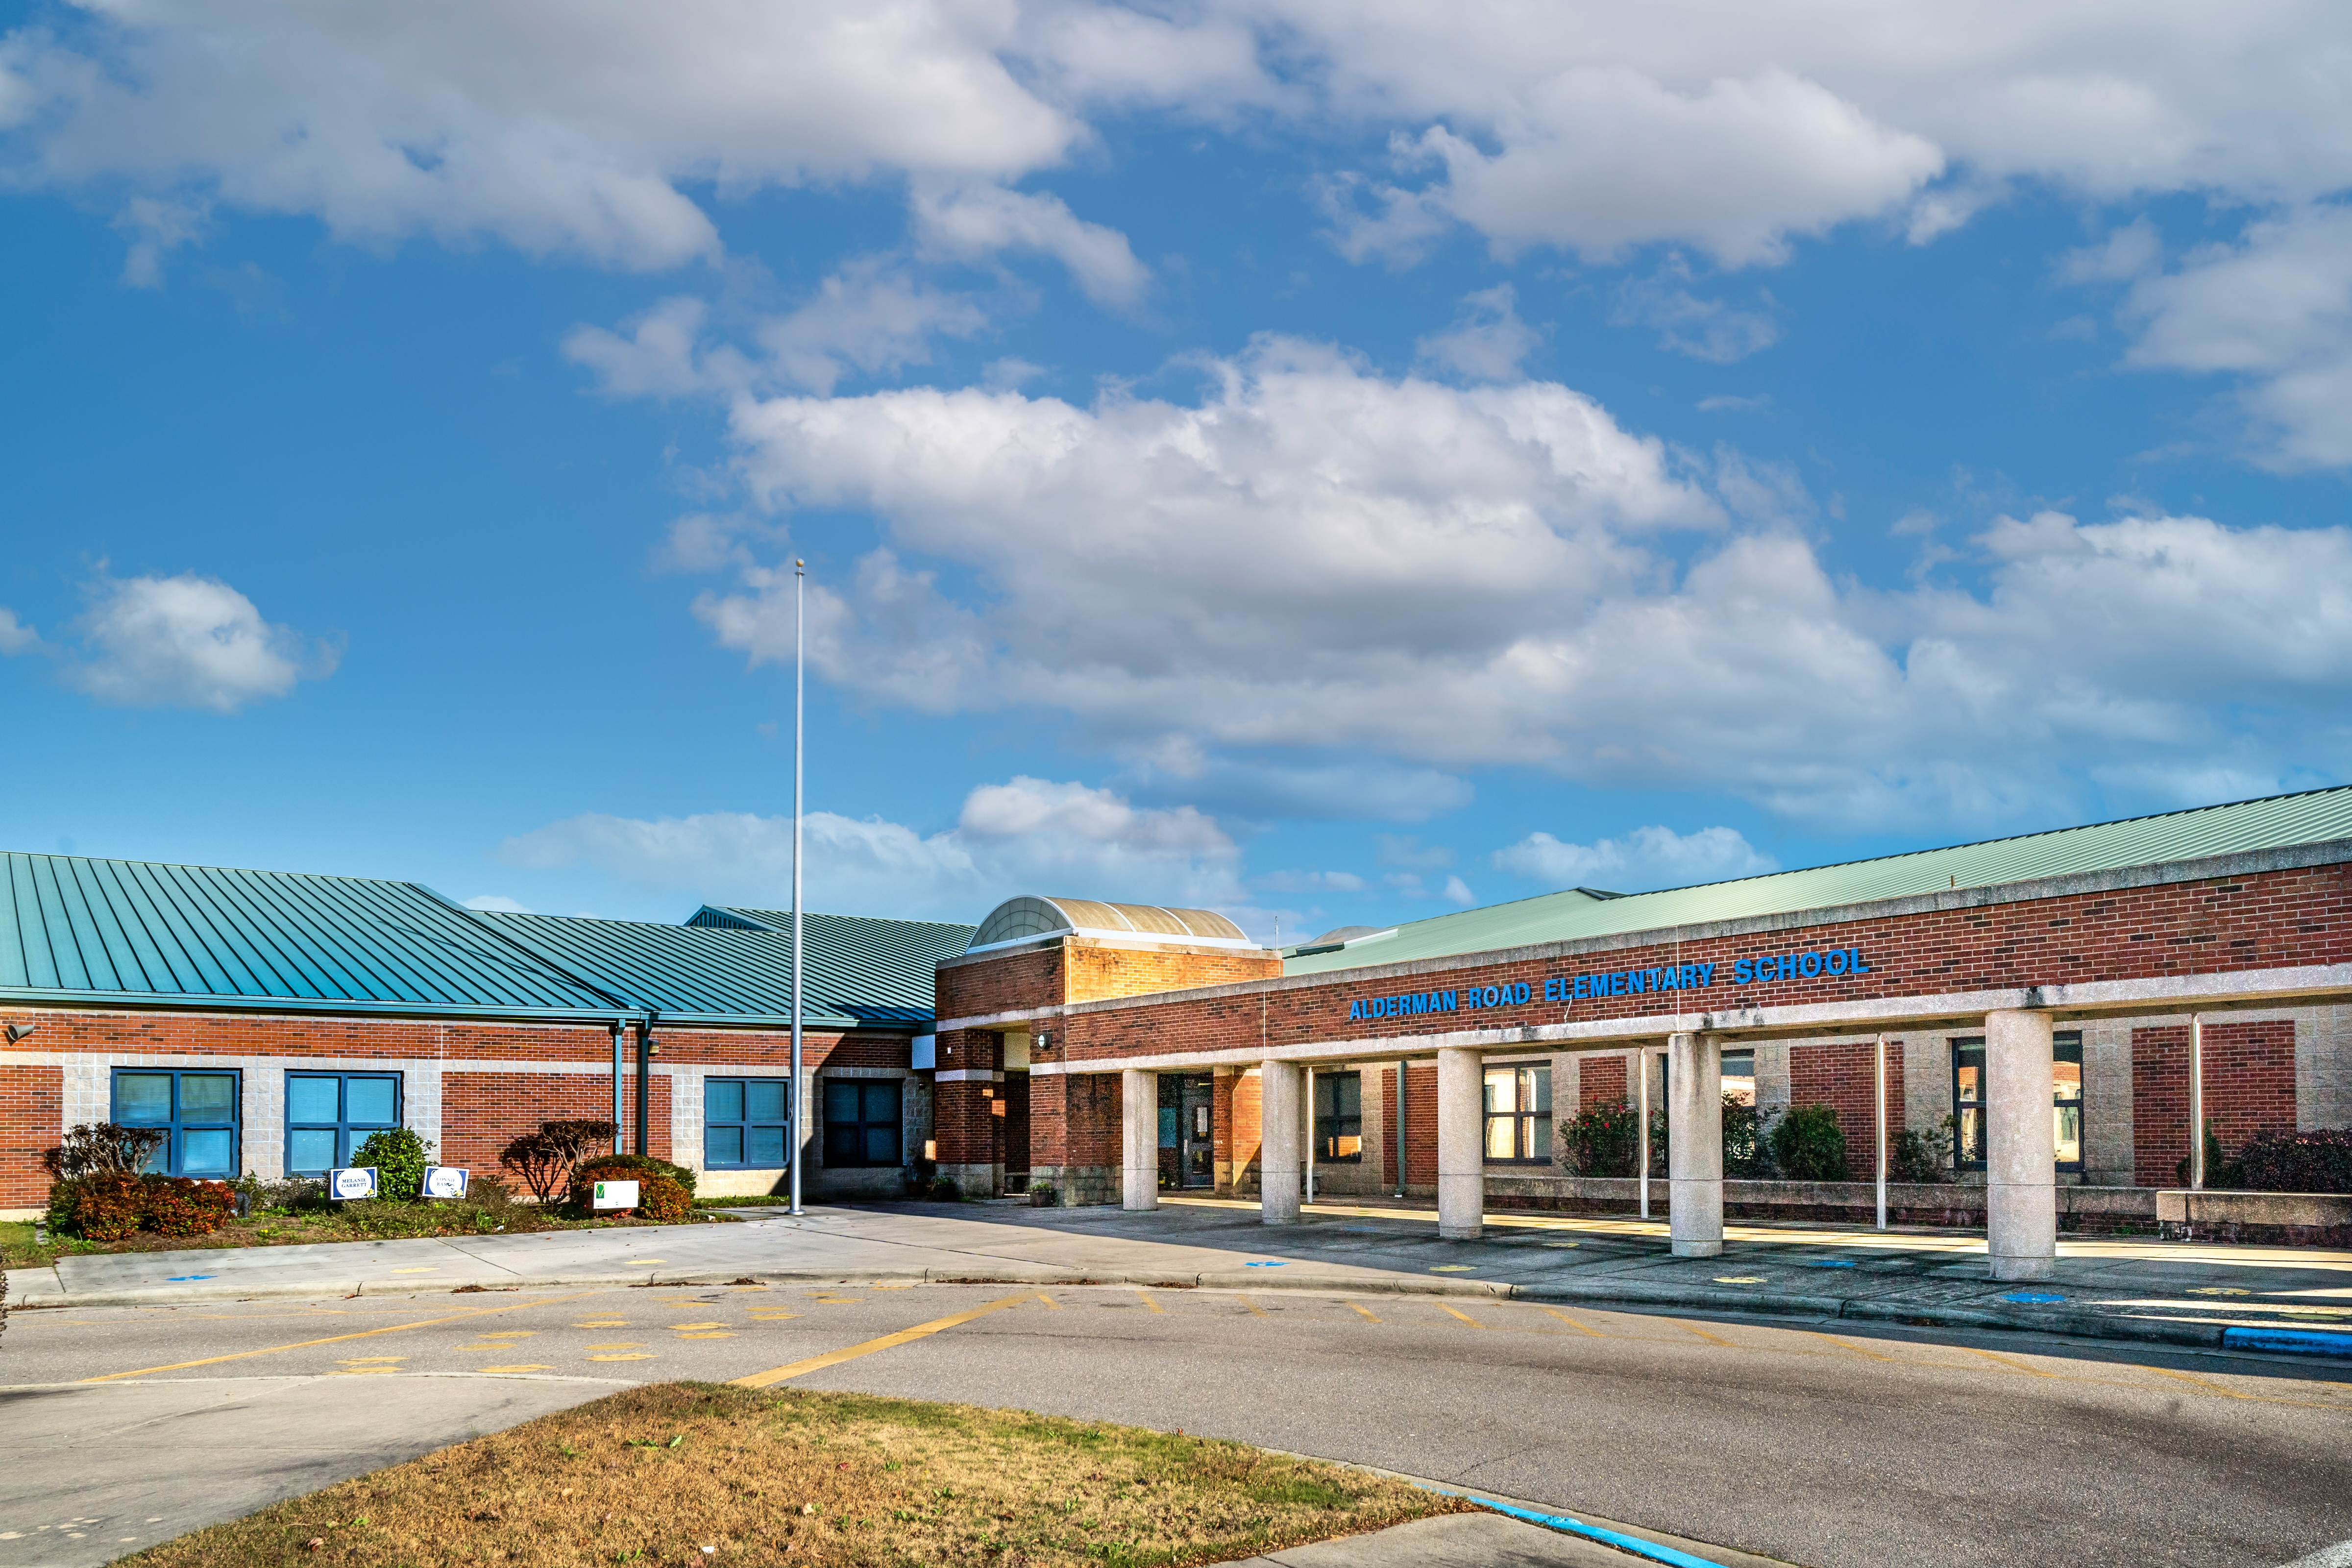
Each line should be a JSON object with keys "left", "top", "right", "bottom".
{"left": 1404, "top": 1062, "right": 1437, "bottom": 1187}
{"left": 1056, "top": 861, "right": 2351, "bottom": 1067}
{"left": 1218, "top": 1070, "right": 1261, "bottom": 1190}
{"left": 2133, "top": 1020, "right": 2299, "bottom": 1186}
{"left": 1065, "top": 943, "right": 1281, "bottom": 1004}
{"left": 444, "top": 1072, "right": 645, "bottom": 1175}
{"left": 2, "top": 1064, "right": 63, "bottom": 1206}
{"left": 1787, "top": 1040, "right": 1905, "bottom": 1179}
{"left": 1580, "top": 1054, "right": 1627, "bottom": 1112}
{"left": 1029, "top": 1072, "right": 1118, "bottom": 1173}
{"left": 1380, "top": 1067, "right": 1399, "bottom": 1186}
{"left": 936, "top": 947, "right": 1064, "bottom": 1019}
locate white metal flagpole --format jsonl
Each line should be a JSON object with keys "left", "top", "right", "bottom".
{"left": 790, "top": 559, "right": 806, "bottom": 1217}
{"left": 1636, "top": 1047, "right": 1651, "bottom": 1221}
{"left": 1874, "top": 1034, "right": 1888, "bottom": 1231}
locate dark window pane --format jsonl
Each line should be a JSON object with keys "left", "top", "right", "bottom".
{"left": 707, "top": 1126, "right": 745, "bottom": 1166}
{"left": 287, "top": 1077, "right": 341, "bottom": 1123}
{"left": 824, "top": 1080, "right": 859, "bottom": 1122}
{"left": 863, "top": 1126, "right": 900, "bottom": 1164}
{"left": 180, "top": 1076, "right": 237, "bottom": 1119}
{"left": 862, "top": 1082, "right": 900, "bottom": 1122}
{"left": 1529, "top": 1067, "right": 1552, "bottom": 1114}
{"left": 825, "top": 1126, "right": 859, "bottom": 1164}
{"left": 345, "top": 1077, "right": 397, "bottom": 1124}
{"left": 1530, "top": 1115, "right": 1552, "bottom": 1161}
{"left": 706, "top": 1079, "right": 745, "bottom": 1123}
{"left": 748, "top": 1125, "right": 786, "bottom": 1166}
{"left": 746, "top": 1080, "right": 788, "bottom": 1122}
{"left": 116, "top": 1074, "right": 172, "bottom": 1123}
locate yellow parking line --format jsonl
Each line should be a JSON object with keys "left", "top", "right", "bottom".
{"left": 1810, "top": 1331, "right": 1895, "bottom": 1362}
{"left": 1966, "top": 1347, "right": 2051, "bottom": 1377}
{"left": 1238, "top": 1295, "right": 1268, "bottom": 1317}
{"left": 1439, "top": 1304, "right": 1487, "bottom": 1329}
{"left": 2144, "top": 1365, "right": 2252, "bottom": 1400}
{"left": 80, "top": 1291, "right": 611, "bottom": 1383}
{"left": 1539, "top": 1307, "right": 1600, "bottom": 1337}
{"left": 1348, "top": 1302, "right": 1381, "bottom": 1323}
{"left": 729, "top": 1293, "right": 1033, "bottom": 1390}
{"left": 1133, "top": 1289, "right": 1164, "bottom": 1314}
{"left": 1674, "top": 1319, "right": 1737, "bottom": 1348}
{"left": 1035, "top": 1293, "right": 1061, "bottom": 1310}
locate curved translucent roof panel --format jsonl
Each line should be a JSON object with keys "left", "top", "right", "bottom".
{"left": 969, "top": 896, "right": 1254, "bottom": 953}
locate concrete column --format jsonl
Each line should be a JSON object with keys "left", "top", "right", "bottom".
{"left": 1121, "top": 1069, "right": 1158, "bottom": 1212}
{"left": 1667, "top": 1031, "right": 1723, "bottom": 1258}
{"left": 1258, "top": 1059, "right": 1302, "bottom": 1225}
{"left": 1985, "top": 1008, "right": 2057, "bottom": 1281}
{"left": 1436, "top": 1046, "right": 1484, "bottom": 1240}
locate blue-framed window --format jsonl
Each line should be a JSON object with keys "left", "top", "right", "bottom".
{"left": 705, "top": 1078, "right": 791, "bottom": 1169}
{"left": 285, "top": 1072, "right": 403, "bottom": 1176}
{"left": 111, "top": 1069, "right": 241, "bottom": 1178}
{"left": 824, "top": 1078, "right": 903, "bottom": 1168}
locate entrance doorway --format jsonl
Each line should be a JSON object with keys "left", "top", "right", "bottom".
{"left": 1158, "top": 1074, "right": 1214, "bottom": 1189}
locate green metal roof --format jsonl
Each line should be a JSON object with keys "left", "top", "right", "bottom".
{"left": 1284, "top": 784, "right": 2352, "bottom": 977}
{"left": 0, "top": 853, "right": 619, "bottom": 1016}
{"left": 501, "top": 906, "right": 971, "bottom": 1029}
{"left": 689, "top": 906, "right": 974, "bottom": 1022}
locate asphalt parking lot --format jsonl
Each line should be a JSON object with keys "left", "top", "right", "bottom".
{"left": 4, "top": 1280, "right": 2349, "bottom": 1568}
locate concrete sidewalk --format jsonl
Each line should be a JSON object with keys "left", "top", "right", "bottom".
{"left": 10, "top": 1195, "right": 2352, "bottom": 1355}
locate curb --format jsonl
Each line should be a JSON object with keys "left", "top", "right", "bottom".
{"left": 14, "top": 1265, "right": 2346, "bottom": 1357}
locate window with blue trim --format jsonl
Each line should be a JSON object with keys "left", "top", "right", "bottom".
{"left": 285, "top": 1072, "right": 403, "bottom": 1175}
{"left": 706, "top": 1078, "right": 791, "bottom": 1169}
{"left": 111, "top": 1069, "right": 241, "bottom": 1178}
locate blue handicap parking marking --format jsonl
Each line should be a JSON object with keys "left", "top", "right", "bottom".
{"left": 1999, "top": 1291, "right": 2066, "bottom": 1304}
{"left": 1244, "top": 1260, "right": 1288, "bottom": 1267}
{"left": 1808, "top": 1259, "right": 1858, "bottom": 1268}
{"left": 166, "top": 1274, "right": 219, "bottom": 1282}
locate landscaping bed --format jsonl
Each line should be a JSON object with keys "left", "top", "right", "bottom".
{"left": 123, "top": 1382, "right": 1463, "bottom": 1568}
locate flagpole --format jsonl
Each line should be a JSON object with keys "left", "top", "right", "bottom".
{"left": 790, "top": 558, "right": 806, "bottom": 1217}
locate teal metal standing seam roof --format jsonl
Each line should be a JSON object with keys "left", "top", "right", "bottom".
{"left": 0, "top": 853, "right": 620, "bottom": 1015}
{"left": 497, "top": 909, "right": 960, "bottom": 1029}
{"left": 688, "top": 906, "right": 974, "bottom": 1016}
{"left": 1284, "top": 784, "right": 2352, "bottom": 977}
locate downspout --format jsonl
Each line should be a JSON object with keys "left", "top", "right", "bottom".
{"left": 637, "top": 1010, "right": 658, "bottom": 1160}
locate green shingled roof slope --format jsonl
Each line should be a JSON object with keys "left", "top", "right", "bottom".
{"left": 1284, "top": 784, "right": 2352, "bottom": 977}
{"left": 0, "top": 853, "right": 617, "bottom": 1014}
{"left": 497, "top": 906, "right": 968, "bottom": 1028}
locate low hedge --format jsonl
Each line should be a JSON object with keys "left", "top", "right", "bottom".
{"left": 569, "top": 1154, "right": 698, "bottom": 1218}
{"left": 51, "top": 1173, "right": 238, "bottom": 1240}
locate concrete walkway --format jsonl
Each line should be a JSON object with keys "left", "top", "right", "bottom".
{"left": 10, "top": 1196, "right": 2351, "bottom": 1354}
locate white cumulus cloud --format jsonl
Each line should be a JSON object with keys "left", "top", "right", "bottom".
{"left": 498, "top": 775, "right": 1245, "bottom": 923}
{"left": 63, "top": 573, "right": 337, "bottom": 713}
{"left": 1494, "top": 824, "right": 1778, "bottom": 892}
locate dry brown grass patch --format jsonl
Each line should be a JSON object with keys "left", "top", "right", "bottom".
{"left": 123, "top": 1382, "right": 1466, "bottom": 1568}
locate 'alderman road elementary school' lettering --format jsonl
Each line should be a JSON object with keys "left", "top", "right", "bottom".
{"left": 1350, "top": 948, "right": 1872, "bottom": 1019}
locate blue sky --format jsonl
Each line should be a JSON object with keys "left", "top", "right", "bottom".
{"left": 4, "top": 3, "right": 2350, "bottom": 940}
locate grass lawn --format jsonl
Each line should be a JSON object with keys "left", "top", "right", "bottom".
{"left": 124, "top": 1383, "right": 1466, "bottom": 1568}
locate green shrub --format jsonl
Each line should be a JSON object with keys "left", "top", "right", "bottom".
{"left": 1027, "top": 1181, "right": 1059, "bottom": 1208}
{"left": 74, "top": 1172, "right": 146, "bottom": 1240}
{"left": 636, "top": 1174, "right": 692, "bottom": 1222}
{"left": 930, "top": 1175, "right": 961, "bottom": 1200}
{"left": 144, "top": 1177, "right": 236, "bottom": 1236}
{"left": 351, "top": 1128, "right": 432, "bottom": 1202}
{"left": 1887, "top": 1124, "right": 1952, "bottom": 1183}
{"left": 568, "top": 1154, "right": 698, "bottom": 1215}
{"left": 1770, "top": 1104, "right": 1850, "bottom": 1182}
{"left": 2231, "top": 1127, "right": 2351, "bottom": 1193}
{"left": 2174, "top": 1122, "right": 2242, "bottom": 1189}
{"left": 1562, "top": 1100, "right": 1640, "bottom": 1176}
{"left": 501, "top": 1118, "right": 619, "bottom": 1204}
{"left": 1722, "top": 1096, "right": 1775, "bottom": 1178}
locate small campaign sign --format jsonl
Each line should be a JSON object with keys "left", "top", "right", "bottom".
{"left": 422, "top": 1166, "right": 469, "bottom": 1200}
{"left": 328, "top": 1166, "right": 379, "bottom": 1201}
{"left": 592, "top": 1179, "right": 639, "bottom": 1210}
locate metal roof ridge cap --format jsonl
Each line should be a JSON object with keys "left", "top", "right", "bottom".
{"left": 1055, "top": 835, "right": 2352, "bottom": 1015}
